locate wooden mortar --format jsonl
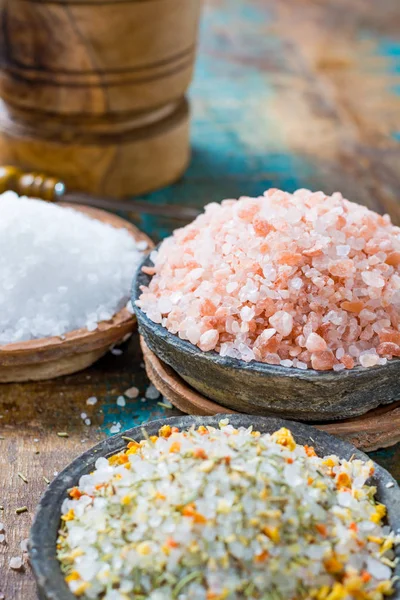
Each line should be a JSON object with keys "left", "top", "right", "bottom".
{"left": 0, "top": 0, "right": 201, "bottom": 197}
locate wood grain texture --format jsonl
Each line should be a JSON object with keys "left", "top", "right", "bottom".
{"left": 0, "top": 0, "right": 200, "bottom": 196}
{"left": 2, "top": 0, "right": 400, "bottom": 597}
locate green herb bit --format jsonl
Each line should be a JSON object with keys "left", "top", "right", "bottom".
{"left": 17, "top": 472, "right": 28, "bottom": 483}
{"left": 15, "top": 506, "right": 28, "bottom": 514}
{"left": 57, "top": 432, "right": 69, "bottom": 438}
{"left": 43, "top": 476, "right": 50, "bottom": 485}
{"left": 173, "top": 571, "right": 203, "bottom": 598}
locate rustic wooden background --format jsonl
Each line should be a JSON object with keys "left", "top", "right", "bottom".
{"left": 1, "top": 0, "right": 400, "bottom": 598}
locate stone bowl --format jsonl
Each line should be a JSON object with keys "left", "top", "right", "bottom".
{"left": 133, "top": 252, "right": 400, "bottom": 422}
{"left": 29, "top": 415, "right": 400, "bottom": 600}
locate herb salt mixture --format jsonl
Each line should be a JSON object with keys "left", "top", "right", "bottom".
{"left": 0, "top": 192, "right": 145, "bottom": 343}
{"left": 57, "top": 421, "right": 399, "bottom": 600}
{"left": 138, "top": 189, "right": 400, "bottom": 371}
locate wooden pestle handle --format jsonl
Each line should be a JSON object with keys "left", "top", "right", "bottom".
{"left": 0, "top": 166, "right": 66, "bottom": 201}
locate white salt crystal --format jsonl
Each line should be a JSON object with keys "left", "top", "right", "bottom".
{"left": 124, "top": 387, "right": 139, "bottom": 399}
{"left": 84, "top": 418, "right": 91, "bottom": 426}
{"left": 226, "top": 282, "right": 238, "bottom": 293}
{"left": 359, "top": 353, "right": 379, "bottom": 368}
{"left": 280, "top": 359, "right": 293, "bottom": 368}
{"left": 386, "top": 481, "right": 395, "bottom": 488}
{"left": 33, "top": 438, "right": 39, "bottom": 443}
{"left": 0, "top": 534, "right": 5, "bottom": 544}
{"left": 366, "top": 557, "right": 392, "bottom": 580}
{"left": 20, "top": 539, "right": 29, "bottom": 552}
{"left": 9, "top": 557, "right": 23, "bottom": 570}
{"left": 86, "top": 397, "right": 98, "bottom": 406}
{"left": 0, "top": 193, "right": 144, "bottom": 344}
{"left": 145, "top": 385, "right": 160, "bottom": 400}
{"left": 116, "top": 396, "right": 126, "bottom": 407}
{"left": 111, "top": 348, "right": 123, "bottom": 356}
{"left": 333, "top": 363, "right": 345, "bottom": 372}
{"left": 80, "top": 413, "right": 87, "bottom": 420}
{"left": 110, "top": 423, "right": 121, "bottom": 434}
{"left": 0, "top": 522, "right": 4, "bottom": 531}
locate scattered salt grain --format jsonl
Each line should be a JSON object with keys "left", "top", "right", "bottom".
{"left": 20, "top": 539, "right": 28, "bottom": 553}
{"left": 138, "top": 189, "right": 400, "bottom": 370}
{"left": 86, "top": 397, "right": 97, "bottom": 406}
{"left": 9, "top": 557, "right": 22, "bottom": 570}
{"left": 111, "top": 348, "right": 123, "bottom": 356}
{"left": 116, "top": 396, "right": 126, "bottom": 407}
{"left": 110, "top": 423, "right": 121, "bottom": 434}
{"left": 386, "top": 482, "right": 395, "bottom": 488}
{"left": 124, "top": 386, "right": 139, "bottom": 399}
{"left": 80, "top": 413, "right": 87, "bottom": 420}
{"left": 145, "top": 385, "right": 160, "bottom": 400}
{"left": 0, "top": 534, "right": 5, "bottom": 544}
{"left": 0, "top": 192, "right": 144, "bottom": 344}
{"left": 0, "top": 522, "right": 4, "bottom": 531}
{"left": 84, "top": 418, "right": 91, "bottom": 426}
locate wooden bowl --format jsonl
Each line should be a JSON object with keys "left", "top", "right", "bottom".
{"left": 0, "top": 203, "right": 153, "bottom": 382}
{"left": 29, "top": 414, "right": 400, "bottom": 600}
{"left": 133, "top": 252, "right": 400, "bottom": 422}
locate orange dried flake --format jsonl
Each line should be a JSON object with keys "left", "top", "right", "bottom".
{"left": 158, "top": 425, "right": 172, "bottom": 438}
{"left": 315, "top": 523, "right": 328, "bottom": 537}
{"left": 69, "top": 487, "right": 82, "bottom": 500}
{"left": 304, "top": 445, "right": 317, "bottom": 457}
{"left": 324, "top": 555, "right": 343, "bottom": 574}
{"left": 336, "top": 472, "right": 352, "bottom": 489}
{"left": 194, "top": 448, "right": 208, "bottom": 459}
{"left": 182, "top": 503, "right": 207, "bottom": 524}
{"left": 254, "top": 550, "right": 270, "bottom": 563}
{"left": 169, "top": 441, "right": 181, "bottom": 453}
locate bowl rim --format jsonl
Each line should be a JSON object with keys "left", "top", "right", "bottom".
{"left": 0, "top": 203, "right": 154, "bottom": 366}
{"left": 29, "top": 414, "right": 400, "bottom": 600}
{"left": 132, "top": 249, "right": 399, "bottom": 380}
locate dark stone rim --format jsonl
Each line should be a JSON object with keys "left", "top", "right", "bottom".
{"left": 132, "top": 249, "right": 399, "bottom": 381}
{"left": 30, "top": 415, "right": 400, "bottom": 600}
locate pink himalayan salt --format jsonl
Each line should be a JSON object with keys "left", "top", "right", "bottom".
{"left": 137, "top": 189, "right": 400, "bottom": 370}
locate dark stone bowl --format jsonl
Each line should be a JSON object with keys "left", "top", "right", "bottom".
{"left": 132, "top": 251, "right": 400, "bottom": 421}
{"left": 30, "top": 415, "right": 400, "bottom": 600}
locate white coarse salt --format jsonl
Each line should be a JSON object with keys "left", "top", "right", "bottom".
{"left": 20, "top": 539, "right": 29, "bottom": 552}
{"left": 138, "top": 189, "right": 400, "bottom": 370}
{"left": 144, "top": 385, "right": 160, "bottom": 400}
{"left": 124, "top": 387, "right": 139, "bottom": 399}
{"left": 0, "top": 522, "right": 4, "bottom": 531}
{"left": 0, "top": 534, "right": 5, "bottom": 544}
{"left": 86, "top": 397, "right": 98, "bottom": 406}
{"left": 9, "top": 557, "right": 23, "bottom": 570}
{"left": 110, "top": 348, "right": 123, "bottom": 356}
{"left": 84, "top": 418, "right": 91, "bottom": 426}
{"left": 110, "top": 423, "right": 121, "bottom": 434}
{"left": 116, "top": 396, "right": 126, "bottom": 407}
{"left": 0, "top": 192, "right": 144, "bottom": 344}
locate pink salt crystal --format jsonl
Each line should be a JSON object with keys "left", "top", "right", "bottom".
{"left": 311, "top": 350, "right": 335, "bottom": 371}
{"left": 305, "top": 332, "right": 327, "bottom": 352}
{"left": 269, "top": 311, "right": 293, "bottom": 337}
{"left": 198, "top": 329, "right": 219, "bottom": 352}
{"left": 138, "top": 189, "right": 400, "bottom": 371}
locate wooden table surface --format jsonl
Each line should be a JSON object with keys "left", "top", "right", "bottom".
{"left": 1, "top": 0, "right": 400, "bottom": 598}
